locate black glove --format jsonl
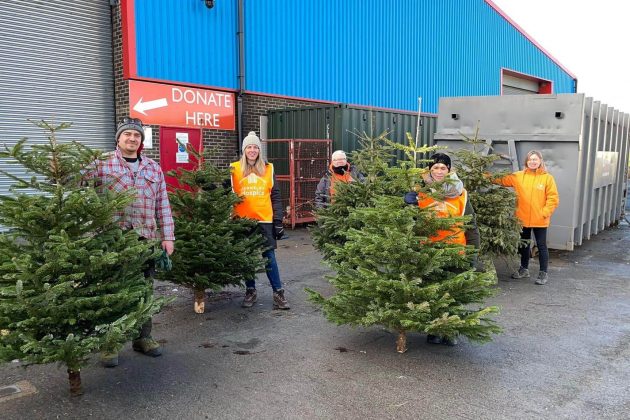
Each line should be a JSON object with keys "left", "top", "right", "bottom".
{"left": 274, "top": 224, "right": 285, "bottom": 240}
{"left": 404, "top": 191, "right": 418, "bottom": 205}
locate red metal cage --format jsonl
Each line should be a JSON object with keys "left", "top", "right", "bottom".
{"left": 265, "top": 138, "right": 332, "bottom": 228}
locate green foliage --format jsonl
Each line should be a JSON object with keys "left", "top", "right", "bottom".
{"left": 309, "top": 131, "right": 501, "bottom": 349}
{"left": 312, "top": 131, "right": 434, "bottom": 261}
{"left": 311, "top": 131, "right": 396, "bottom": 260}
{"left": 385, "top": 132, "right": 440, "bottom": 192}
{"left": 0, "top": 121, "right": 165, "bottom": 373}
{"left": 451, "top": 127, "right": 521, "bottom": 258}
{"left": 157, "top": 147, "right": 266, "bottom": 292}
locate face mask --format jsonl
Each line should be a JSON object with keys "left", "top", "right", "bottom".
{"left": 333, "top": 165, "right": 346, "bottom": 175}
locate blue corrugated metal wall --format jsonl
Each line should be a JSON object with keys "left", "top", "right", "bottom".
{"left": 135, "top": 0, "right": 237, "bottom": 88}
{"left": 133, "top": 0, "right": 575, "bottom": 113}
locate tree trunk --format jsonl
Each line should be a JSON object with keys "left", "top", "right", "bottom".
{"left": 68, "top": 368, "right": 83, "bottom": 396}
{"left": 396, "top": 330, "right": 407, "bottom": 353}
{"left": 194, "top": 288, "right": 205, "bottom": 313}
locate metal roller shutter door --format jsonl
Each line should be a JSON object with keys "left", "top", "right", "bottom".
{"left": 502, "top": 74, "right": 540, "bottom": 96}
{"left": 0, "top": 0, "right": 115, "bottom": 197}
{"left": 503, "top": 85, "right": 538, "bottom": 95}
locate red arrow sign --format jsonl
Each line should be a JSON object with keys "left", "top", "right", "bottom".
{"left": 129, "top": 80, "right": 235, "bottom": 130}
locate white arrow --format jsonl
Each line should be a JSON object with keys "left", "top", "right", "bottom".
{"left": 133, "top": 97, "right": 168, "bottom": 115}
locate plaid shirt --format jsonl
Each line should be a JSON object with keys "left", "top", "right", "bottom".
{"left": 88, "top": 148, "right": 175, "bottom": 241}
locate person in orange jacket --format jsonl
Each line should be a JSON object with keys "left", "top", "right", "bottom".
{"left": 314, "top": 150, "right": 364, "bottom": 209}
{"left": 405, "top": 153, "right": 481, "bottom": 249}
{"left": 404, "top": 153, "right": 481, "bottom": 346}
{"left": 494, "top": 150, "right": 559, "bottom": 285}
{"left": 231, "top": 131, "right": 290, "bottom": 310}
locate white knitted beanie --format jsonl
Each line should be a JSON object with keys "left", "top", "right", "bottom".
{"left": 241, "top": 131, "right": 262, "bottom": 152}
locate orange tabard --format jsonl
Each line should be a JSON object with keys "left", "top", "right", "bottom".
{"left": 417, "top": 189, "right": 468, "bottom": 245}
{"left": 230, "top": 161, "right": 274, "bottom": 222}
{"left": 329, "top": 165, "right": 354, "bottom": 201}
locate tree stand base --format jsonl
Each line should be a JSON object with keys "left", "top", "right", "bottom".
{"left": 68, "top": 369, "right": 83, "bottom": 396}
{"left": 396, "top": 331, "right": 407, "bottom": 353}
{"left": 194, "top": 289, "right": 205, "bottom": 313}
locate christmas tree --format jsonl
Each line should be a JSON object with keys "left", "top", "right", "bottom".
{"left": 309, "top": 131, "right": 500, "bottom": 352}
{"left": 157, "top": 147, "right": 266, "bottom": 313}
{"left": 311, "top": 131, "right": 398, "bottom": 261}
{"left": 0, "top": 121, "right": 166, "bottom": 395}
{"left": 450, "top": 127, "right": 521, "bottom": 264}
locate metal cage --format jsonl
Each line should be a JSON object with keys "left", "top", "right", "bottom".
{"left": 265, "top": 138, "right": 332, "bottom": 228}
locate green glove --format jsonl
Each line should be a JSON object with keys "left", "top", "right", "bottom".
{"left": 155, "top": 250, "right": 172, "bottom": 271}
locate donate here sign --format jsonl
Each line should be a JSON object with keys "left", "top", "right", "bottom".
{"left": 129, "top": 80, "right": 235, "bottom": 130}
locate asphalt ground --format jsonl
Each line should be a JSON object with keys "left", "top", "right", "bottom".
{"left": 1, "top": 220, "right": 629, "bottom": 419}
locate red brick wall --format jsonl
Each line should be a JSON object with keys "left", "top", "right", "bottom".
{"left": 202, "top": 129, "right": 237, "bottom": 168}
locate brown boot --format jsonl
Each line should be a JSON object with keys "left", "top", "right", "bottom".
{"left": 273, "top": 289, "right": 290, "bottom": 310}
{"left": 132, "top": 338, "right": 162, "bottom": 357}
{"left": 132, "top": 319, "right": 162, "bottom": 357}
{"left": 241, "top": 288, "right": 257, "bottom": 308}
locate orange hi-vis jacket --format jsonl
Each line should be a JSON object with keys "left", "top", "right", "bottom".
{"left": 417, "top": 189, "right": 468, "bottom": 245}
{"left": 230, "top": 161, "right": 275, "bottom": 223}
{"left": 495, "top": 168, "right": 559, "bottom": 228}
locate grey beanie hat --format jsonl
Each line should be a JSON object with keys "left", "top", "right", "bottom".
{"left": 242, "top": 131, "right": 262, "bottom": 152}
{"left": 115, "top": 117, "right": 145, "bottom": 143}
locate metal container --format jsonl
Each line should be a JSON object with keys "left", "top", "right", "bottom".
{"left": 434, "top": 94, "right": 630, "bottom": 250}
{"left": 267, "top": 104, "right": 436, "bottom": 159}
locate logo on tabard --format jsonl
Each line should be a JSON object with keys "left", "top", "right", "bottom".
{"left": 536, "top": 183, "right": 545, "bottom": 190}
{"left": 242, "top": 173, "right": 268, "bottom": 186}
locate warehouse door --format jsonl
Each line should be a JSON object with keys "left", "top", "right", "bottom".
{"left": 502, "top": 70, "right": 552, "bottom": 95}
{"left": 502, "top": 74, "right": 540, "bottom": 95}
{"left": 0, "top": 0, "right": 116, "bottom": 197}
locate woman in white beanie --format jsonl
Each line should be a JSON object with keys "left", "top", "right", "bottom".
{"left": 230, "top": 131, "right": 290, "bottom": 310}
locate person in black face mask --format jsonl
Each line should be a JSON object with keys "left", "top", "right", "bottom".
{"left": 314, "top": 150, "right": 364, "bottom": 209}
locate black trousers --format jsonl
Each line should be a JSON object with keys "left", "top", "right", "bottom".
{"left": 519, "top": 227, "right": 549, "bottom": 272}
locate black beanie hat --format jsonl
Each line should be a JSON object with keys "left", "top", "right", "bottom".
{"left": 429, "top": 153, "right": 451, "bottom": 171}
{"left": 115, "top": 117, "right": 145, "bottom": 144}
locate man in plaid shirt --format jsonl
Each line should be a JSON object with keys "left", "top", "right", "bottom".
{"left": 93, "top": 117, "right": 175, "bottom": 367}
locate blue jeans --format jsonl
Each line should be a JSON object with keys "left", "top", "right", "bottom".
{"left": 245, "top": 249, "right": 283, "bottom": 291}
{"left": 519, "top": 227, "right": 549, "bottom": 272}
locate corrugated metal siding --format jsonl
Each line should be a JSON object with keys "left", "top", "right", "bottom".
{"left": 246, "top": 0, "right": 574, "bottom": 113}
{"left": 133, "top": 0, "right": 575, "bottom": 113}
{"left": 267, "top": 105, "right": 436, "bottom": 157}
{"left": 0, "top": 0, "right": 115, "bottom": 196}
{"left": 134, "top": 0, "right": 237, "bottom": 88}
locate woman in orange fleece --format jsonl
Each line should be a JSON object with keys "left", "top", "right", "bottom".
{"left": 495, "top": 150, "right": 559, "bottom": 285}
